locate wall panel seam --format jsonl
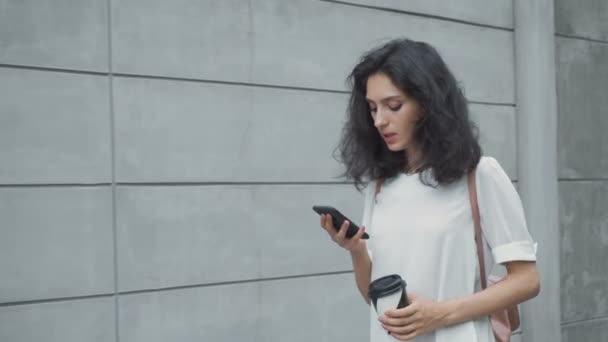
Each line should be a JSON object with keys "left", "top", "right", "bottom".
{"left": 0, "top": 183, "right": 111, "bottom": 188}
{"left": 558, "top": 178, "right": 608, "bottom": 182}
{"left": 0, "top": 179, "right": 522, "bottom": 187}
{"left": 319, "top": 0, "right": 514, "bottom": 31}
{"left": 114, "top": 270, "right": 356, "bottom": 296}
{"left": 0, "top": 63, "right": 108, "bottom": 76}
{"left": 0, "top": 271, "right": 356, "bottom": 307}
{"left": 106, "top": 0, "right": 120, "bottom": 340}
{"left": 0, "top": 65, "right": 516, "bottom": 106}
{"left": 562, "top": 315, "right": 608, "bottom": 328}
{"left": 555, "top": 33, "right": 608, "bottom": 45}
{"left": 0, "top": 293, "right": 114, "bottom": 308}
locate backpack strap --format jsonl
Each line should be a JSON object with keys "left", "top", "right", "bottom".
{"left": 467, "top": 169, "right": 488, "bottom": 289}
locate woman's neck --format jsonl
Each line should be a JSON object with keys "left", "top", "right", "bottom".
{"left": 404, "top": 146, "right": 423, "bottom": 174}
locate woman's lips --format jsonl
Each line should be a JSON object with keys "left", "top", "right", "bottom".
{"left": 383, "top": 133, "right": 397, "bottom": 144}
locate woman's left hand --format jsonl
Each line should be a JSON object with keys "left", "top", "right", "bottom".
{"left": 378, "top": 293, "right": 447, "bottom": 341}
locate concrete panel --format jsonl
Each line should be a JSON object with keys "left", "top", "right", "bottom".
{"left": 0, "top": 297, "right": 115, "bottom": 342}
{"left": 119, "top": 274, "right": 368, "bottom": 342}
{"left": 111, "top": 0, "right": 252, "bottom": 81}
{"left": 112, "top": 0, "right": 514, "bottom": 104}
{"left": 114, "top": 79, "right": 515, "bottom": 183}
{"left": 336, "top": 0, "right": 513, "bottom": 28}
{"left": 562, "top": 318, "right": 608, "bottom": 342}
{"left": 555, "top": 0, "right": 608, "bottom": 41}
{"left": 0, "top": 0, "right": 108, "bottom": 71}
{"left": 469, "top": 104, "right": 517, "bottom": 179}
{"left": 113, "top": 77, "right": 346, "bottom": 182}
{"left": 0, "top": 187, "right": 114, "bottom": 302}
{"left": 116, "top": 184, "right": 363, "bottom": 291}
{"left": 556, "top": 38, "right": 608, "bottom": 178}
{"left": 560, "top": 181, "right": 608, "bottom": 322}
{"left": 0, "top": 68, "right": 111, "bottom": 184}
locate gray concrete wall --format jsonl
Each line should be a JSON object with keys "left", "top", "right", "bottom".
{"left": 555, "top": 0, "right": 608, "bottom": 341}
{"left": 1, "top": 1, "right": 525, "bottom": 341}
{"left": 513, "top": 1, "right": 560, "bottom": 340}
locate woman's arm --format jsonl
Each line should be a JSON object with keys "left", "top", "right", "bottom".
{"left": 350, "top": 244, "right": 372, "bottom": 305}
{"left": 440, "top": 260, "right": 540, "bottom": 326}
{"left": 379, "top": 260, "right": 539, "bottom": 340}
{"left": 319, "top": 214, "right": 372, "bottom": 305}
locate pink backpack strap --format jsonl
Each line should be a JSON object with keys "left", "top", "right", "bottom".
{"left": 467, "top": 168, "right": 488, "bottom": 289}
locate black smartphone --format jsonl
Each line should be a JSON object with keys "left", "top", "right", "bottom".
{"left": 312, "top": 205, "right": 370, "bottom": 239}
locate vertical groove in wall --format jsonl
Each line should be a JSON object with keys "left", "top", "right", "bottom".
{"left": 511, "top": 3, "right": 519, "bottom": 183}
{"left": 247, "top": 0, "right": 254, "bottom": 83}
{"left": 106, "top": 0, "right": 120, "bottom": 341}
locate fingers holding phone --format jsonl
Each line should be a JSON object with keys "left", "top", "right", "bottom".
{"left": 319, "top": 213, "right": 338, "bottom": 241}
{"left": 319, "top": 213, "right": 367, "bottom": 253}
{"left": 340, "top": 219, "right": 367, "bottom": 252}
{"left": 319, "top": 213, "right": 342, "bottom": 239}
{"left": 314, "top": 206, "right": 369, "bottom": 237}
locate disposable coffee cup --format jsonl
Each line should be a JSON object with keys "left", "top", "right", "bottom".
{"left": 368, "top": 274, "right": 409, "bottom": 316}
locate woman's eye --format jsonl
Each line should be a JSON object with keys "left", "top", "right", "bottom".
{"left": 389, "top": 104, "right": 402, "bottom": 111}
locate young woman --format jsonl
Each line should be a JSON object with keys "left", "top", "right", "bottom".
{"left": 319, "top": 38, "right": 540, "bottom": 341}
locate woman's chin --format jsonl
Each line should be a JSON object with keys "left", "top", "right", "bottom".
{"left": 386, "top": 144, "right": 406, "bottom": 152}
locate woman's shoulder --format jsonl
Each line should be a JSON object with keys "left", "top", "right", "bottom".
{"left": 475, "top": 156, "right": 514, "bottom": 189}
{"left": 476, "top": 156, "right": 507, "bottom": 174}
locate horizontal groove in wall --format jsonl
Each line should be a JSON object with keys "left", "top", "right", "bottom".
{"left": 0, "top": 63, "right": 346, "bottom": 95}
{"left": 562, "top": 314, "right": 608, "bottom": 328}
{"left": 555, "top": 33, "right": 608, "bottom": 45}
{"left": 0, "top": 183, "right": 112, "bottom": 188}
{"left": 0, "top": 180, "right": 521, "bottom": 188}
{"left": 120, "top": 270, "right": 354, "bottom": 296}
{"left": 469, "top": 100, "right": 515, "bottom": 107}
{"left": 0, "top": 64, "right": 515, "bottom": 107}
{"left": 0, "top": 181, "right": 355, "bottom": 188}
{"left": 0, "top": 270, "right": 354, "bottom": 307}
{"left": 320, "top": 0, "right": 513, "bottom": 31}
{"left": 558, "top": 178, "right": 608, "bottom": 182}
{"left": 0, "top": 63, "right": 107, "bottom": 76}
{"left": 117, "top": 181, "right": 354, "bottom": 187}
{"left": 113, "top": 72, "right": 350, "bottom": 95}
{"left": 0, "top": 293, "right": 114, "bottom": 308}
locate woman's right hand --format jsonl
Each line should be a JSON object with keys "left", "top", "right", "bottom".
{"left": 319, "top": 214, "right": 367, "bottom": 254}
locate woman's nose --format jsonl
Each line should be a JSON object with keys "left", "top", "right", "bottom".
{"left": 374, "top": 111, "right": 388, "bottom": 128}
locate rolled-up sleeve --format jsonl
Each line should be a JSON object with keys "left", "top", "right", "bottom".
{"left": 476, "top": 157, "right": 538, "bottom": 265}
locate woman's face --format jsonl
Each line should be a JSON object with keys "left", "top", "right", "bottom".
{"left": 365, "top": 73, "right": 422, "bottom": 152}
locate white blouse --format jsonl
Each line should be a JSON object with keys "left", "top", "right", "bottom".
{"left": 362, "top": 156, "right": 537, "bottom": 342}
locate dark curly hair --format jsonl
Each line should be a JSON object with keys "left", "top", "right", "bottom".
{"left": 335, "top": 38, "right": 482, "bottom": 190}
